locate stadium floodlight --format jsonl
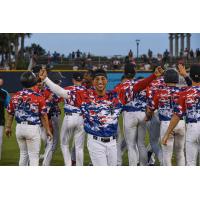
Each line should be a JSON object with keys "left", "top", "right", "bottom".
{"left": 135, "top": 39, "right": 140, "bottom": 58}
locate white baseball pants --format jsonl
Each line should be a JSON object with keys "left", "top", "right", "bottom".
{"left": 40, "top": 115, "right": 61, "bottom": 166}
{"left": 117, "top": 124, "right": 123, "bottom": 166}
{"left": 87, "top": 134, "right": 117, "bottom": 166}
{"left": 146, "top": 111, "right": 162, "bottom": 163}
{"left": 123, "top": 111, "right": 147, "bottom": 166}
{"left": 186, "top": 122, "right": 200, "bottom": 166}
{"left": 60, "top": 114, "right": 85, "bottom": 166}
{"left": 0, "top": 126, "right": 4, "bottom": 160}
{"left": 16, "top": 124, "right": 41, "bottom": 166}
{"left": 40, "top": 127, "right": 53, "bottom": 166}
{"left": 160, "top": 120, "right": 186, "bottom": 166}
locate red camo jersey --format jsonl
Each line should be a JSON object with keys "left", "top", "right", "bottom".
{"left": 174, "top": 86, "right": 200, "bottom": 123}
{"left": 149, "top": 86, "right": 184, "bottom": 121}
{"left": 7, "top": 89, "right": 47, "bottom": 125}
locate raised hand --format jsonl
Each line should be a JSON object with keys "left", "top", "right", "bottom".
{"left": 39, "top": 67, "right": 48, "bottom": 81}
{"left": 178, "top": 64, "right": 187, "bottom": 77}
{"left": 154, "top": 66, "right": 164, "bottom": 77}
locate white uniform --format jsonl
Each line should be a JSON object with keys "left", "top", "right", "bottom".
{"left": 7, "top": 89, "right": 47, "bottom": 166}
{"left": 149, "top": 86, "right": 186, "bottom": 166}
{"left": 43, "top": 73, "right": 157, "bottom": 166}
{"left": 33, "top": 85, "right": 61, "bottom": 166}
{"left": 174, "top": 86, "right": 200, "bottom": 166}
{"left": 60, "top": 85, "right": 85, "bottom": 166}
{"left": 122, "top": 80, "right": 148, "bottom": 166}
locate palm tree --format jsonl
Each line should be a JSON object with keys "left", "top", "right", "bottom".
{"left": 19, "top": 33, "right": 31, "bottom": 59}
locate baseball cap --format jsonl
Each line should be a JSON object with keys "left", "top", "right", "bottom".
{"left": 93, "top": 69, "right": 107, "bottom": 79}
{"left": 72, "top": 72, "right": 83, "bottom": 82}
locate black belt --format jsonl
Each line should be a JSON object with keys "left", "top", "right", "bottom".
{"left": 93, "top": 135, "right": 117, "bottom": 143}
{"left": 65, "top": 113, "right": 82, "bottom": 116}
{"left": 18, "top": 121, "right": 37, "bottom": 125}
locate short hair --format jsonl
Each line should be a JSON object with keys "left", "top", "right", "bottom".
{"left": 93, "top": 69, "right": 107, "bottom": 79}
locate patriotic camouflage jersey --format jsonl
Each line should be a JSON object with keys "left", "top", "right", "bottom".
{"left": 69, "top": 74, "right": 156, "bottom": 137}
{"left": 33, "top": 85, "right": 61, "bottom": 117}
{"left": 122, "top": 79, "right": 147, "bottom": 112}
{"left": 64, "top": 85, "right": 86, "bottom": 114}
{"left": 7, "top": 89, "right": 47, "bottom": 125}
{"left": 174, "top": 86, "right": 200, "bottom": 123}
{"left": 75, "top": 88, "right": 131, "bottom": 137}
{"left": 149, "top": 86, "right": 185, "bottom": 121}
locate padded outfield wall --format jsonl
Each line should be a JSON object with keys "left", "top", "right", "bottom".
{"left": 0, "top": 70, "right": 152, "bottom": 93}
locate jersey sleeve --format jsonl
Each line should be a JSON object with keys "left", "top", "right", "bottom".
{"left": 7, "top": 97, "right": 15, "bottom": 115}
{"left": 133, "top": 74, "right": 157, "bottom": 93}
{"left": 44, "top": 77, "right": 70, "bottom": 99}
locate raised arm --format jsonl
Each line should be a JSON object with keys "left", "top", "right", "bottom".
{"left": 133, "top": 67, "right": 164, "bottom": 93}
{"left": 39, "top": 68, "right": 70, "bottom": 99}
{"left": 178, "top": 64, "right": 192, "bottom": 86}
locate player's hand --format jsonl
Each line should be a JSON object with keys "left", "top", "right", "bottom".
{"left": 5, "top": 127, "right": 11, "bottom": 137}
{"left": 145, "top": 112, "right": 153, "bottom": 121}
{"left": 154, "top": 66, "right": 164, "bottom": 77}
{"left": 39, "top": 67, "right": 47, "bottom": 81}
{"left": 46, "top": 129, "right": 53, "bottom": 140}
{"left": 161, "top": 132, "right": 173, "bottom": 145}
{"left": 178, "top": 64, "right": 187, "bottom": 77}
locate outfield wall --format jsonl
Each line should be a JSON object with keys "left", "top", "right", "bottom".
{"left": 0, "top": 70, "right": 152, "bottom": 93}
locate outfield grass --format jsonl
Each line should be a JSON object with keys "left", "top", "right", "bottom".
{"left": 1, "top": 102, "right": 180, "bottom": 166}
{"left": 0, "top": 104, "right": 130, "bottom": 166}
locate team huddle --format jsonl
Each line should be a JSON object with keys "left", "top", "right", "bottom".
{"left": 2, "top": 62, "right": 200, "bottom": 166}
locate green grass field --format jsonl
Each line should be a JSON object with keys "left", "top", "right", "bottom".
{"left": 0, "top": 104, "right": 130, "bottom": 166}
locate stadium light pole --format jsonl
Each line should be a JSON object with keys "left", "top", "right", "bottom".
{"left": 136, "top": 39, "right": 140, "bottom": 58}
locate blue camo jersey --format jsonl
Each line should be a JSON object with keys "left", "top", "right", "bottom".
{"left": 174, "top": 86, "right": 200, "bottom": 123}
{"left": 33, "top": 85, "right": 61, "bottom": 116}
{"left": 44, "top": 87, "right": 61, "bottom": 116}
{"left": 7, "top": 89, "right": 47, "bottom": 125}
{"left": 66, "top": 74, "right": 157, "bottom": 137}
{"left": 122, "top": 79, "right": 147, "bottom": 112}
{"left": 149, "top": 86, "right": 186, "bottom": 121}
{"left": 63, "top": 85, "right": 86, "bottom": 114}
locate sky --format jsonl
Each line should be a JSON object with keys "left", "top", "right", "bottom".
{"left": 25, "top": 33, "right": 200, "bottom": 57}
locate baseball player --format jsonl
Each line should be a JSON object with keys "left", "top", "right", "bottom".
{"left": 33, "top": 80, "right": 61, "bottom": 166}
{"left": 114, "top": 66, "right": 148, "bottom": 166}
{"left": 146, "top": 75, "right": 166, "bottom": 165}
{"left": 115, "top": 75, "right": 127, "bottom": 166}
{"left": 69, "top": 70, "right": 95, "bottom": 166}
{"left": 0, "top": 78, "right": 10, "bottom": 160}
{"left": 162, "top": 64, "right": 200, "bottom": 166}
{"left": 147, "top": 69, "right": 186, "bottom": 166}
{"left": 5, "top": 72, "right": 52, "bottom": 166}
{"left": 32, "top": 67, "right": 62, "bottom": 165}
{"left": 39, "top": 67, "right": 163, "bottom": 166}
{"left": 60, "top": 72, "right": 85, "bottom": 166}
{"left": 123, "top": 75, "right": 148, "bottom": 166}
{"left": 146, "top": 64, "right": 192, "bottom": 165}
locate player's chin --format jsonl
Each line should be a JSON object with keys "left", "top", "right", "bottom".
{"left": 96, "top": 85, "right": 105, "bottom": 91}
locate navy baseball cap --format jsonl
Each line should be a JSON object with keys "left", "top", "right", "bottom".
{"left": 93, "top": 69, "right": 107, "bottom": 79}
{"left": 72, "top": 72, "right": 83, "bottom": 82}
